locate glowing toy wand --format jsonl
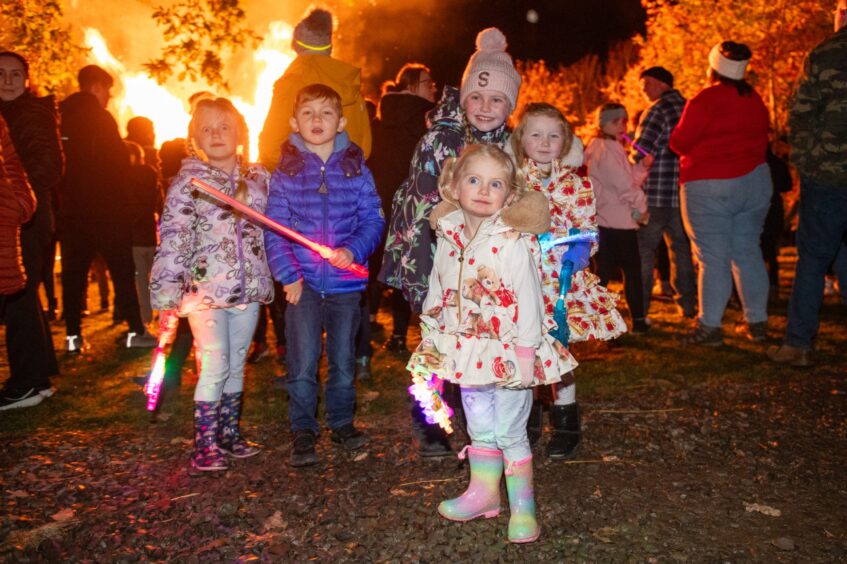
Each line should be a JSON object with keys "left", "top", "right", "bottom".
{"left": 144, "top": 312, "right": 180, "bottom": 412}
{"left": 408, "top": 366, "right": 454, "bottom": 434}
{"left": 621, "top": 133, "right": 651, "bottom": 158}
{"left": 189, "top": 178, "right": 369, "bottom": 278}
{"left": 537, "top": 230, "right": 598, "bottom": 253}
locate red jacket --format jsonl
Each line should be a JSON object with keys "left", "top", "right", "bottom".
{"left": 669, "top": 83, "right": 769, "bottom": 184}
{"left": 0, "top": 116, "right": 36, "bottom": 294}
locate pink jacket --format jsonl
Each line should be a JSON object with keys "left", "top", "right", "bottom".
{"left": 584, "top": 137, "right": 648, "bottom": 229}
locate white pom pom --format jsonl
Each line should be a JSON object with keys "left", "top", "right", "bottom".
{"left": 476, "top": 27, "right": 507, "bottom": 52}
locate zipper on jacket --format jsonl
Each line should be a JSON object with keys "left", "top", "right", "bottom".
{"left": 232, "top": 171, "right": 247, "bottom": 304}
{"left": 320, "top": 165, "right": 328, "bottom": 298}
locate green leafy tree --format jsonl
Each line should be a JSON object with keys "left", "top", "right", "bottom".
{"left": 144, "top": 0, "right": 261, "bottom": 90}
{"left": 0, "top": 0, "right": 87, "bottom": 97}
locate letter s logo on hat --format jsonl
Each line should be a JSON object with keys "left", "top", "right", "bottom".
{"left": 477, "top": 71, "right": 490, "bottom": 88}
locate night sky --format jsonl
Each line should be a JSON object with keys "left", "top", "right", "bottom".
{"left": 345, "top": 0, "right": 647, "bottom": 94}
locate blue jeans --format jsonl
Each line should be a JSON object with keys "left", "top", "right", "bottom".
{"left": 681, "top": 164, "right": 772, "bottom": 328}
{"left": 785, "top": 179, "right": 847, "bottom": 349}
{"left": 285, "top": 286, "right": 361, "bottom": 434}
{"left": 461, "top": 385, "right": 533, "bottom": 462}
{"left": 637, "top": 205, "right": 697, "bottom": 314}
{"left": 188, "top": 303, "right": 260, "bottom": 402}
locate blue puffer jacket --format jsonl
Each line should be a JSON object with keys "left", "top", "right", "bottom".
{"left": 264, "top": 132, "right": 385, "bottom": 295}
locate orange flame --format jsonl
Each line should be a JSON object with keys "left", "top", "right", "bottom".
{"left": 83, "top": 24, "right": 294, "bottom": 162}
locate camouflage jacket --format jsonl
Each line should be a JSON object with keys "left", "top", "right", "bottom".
{"left": 789, "top": 26, "right": 847, "bottom": 187}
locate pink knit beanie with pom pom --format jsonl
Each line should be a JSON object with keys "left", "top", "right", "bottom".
{"left": 460, "top": 28, "right": 522, "bottom": 110}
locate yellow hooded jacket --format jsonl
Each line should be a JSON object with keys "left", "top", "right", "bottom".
{"left": 258, "top": 54, "right": 372, "bottom": 170}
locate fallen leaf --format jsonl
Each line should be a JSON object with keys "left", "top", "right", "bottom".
{"left": 744, "top": 502, "right": 781, "bottom": 517}
{"left": 51, "top": 508, "right": 75, "bottom": 522}
{"left": 263, "top": 510, "right": 287, "bottom": 530}
{"left": 7, "top": 490, "right": 29, "bottom": 498}
{"left": 354, "top": 452, "right": 369, "bottom": 462}
{"left": 771, "top": 537, "right": 795, "bottom": 551}
{"left": 592, "top": 526, "right": 616, "bottom": 543}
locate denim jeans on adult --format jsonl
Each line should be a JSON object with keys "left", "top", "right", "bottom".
{"left": 681, "top": 163, "right": 772, "bottom": 328}
{"left": 285, "top": 286, "right": 361, "bottom": 434}
{"left": 785, "top": 178, "right": 847, "bottom": 349}
{"left": 188, "top": 303, "right": 260, "bottom": 402}
{"left": 461, "top": 384, "right": 533, "bottom": 462}
{"left": 637, "top": 206, "right": 697, "bottom": 315}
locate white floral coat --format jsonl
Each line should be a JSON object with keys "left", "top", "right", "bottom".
{"left": 408, "top": 209, "right": 577, "bottom": 388}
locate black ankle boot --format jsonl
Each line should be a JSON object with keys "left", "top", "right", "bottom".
{"left": 410, "top": 402, "right": 452, "bottom": 457}
{"left": 526, "top": 400, "right": 544, "bottom": 447}
{"left": 545, "top": 402, "right": 581, "bottom": 460}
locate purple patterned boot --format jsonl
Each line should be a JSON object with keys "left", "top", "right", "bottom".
{"left": 191, "top": 401, "right": 228, "bottom": 471}
{"left": 218, "top": 392, "right": 261, "bottom": 458}
{"left": 504, "top": 455, "right": 540, "bottom": 543}
{"left": 438, "top": 446, "right": 503, "bottom": 521}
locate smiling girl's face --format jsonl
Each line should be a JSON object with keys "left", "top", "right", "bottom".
{"left": 462, "top": 90, "right": 510, "bottom": 132}
{"left": 193, "top": 107, "right": 240, "bottom": 171}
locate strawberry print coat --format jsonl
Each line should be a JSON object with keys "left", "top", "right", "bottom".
{"left": 521, "top": 159, "right": 627, "bottom": 341}
{"left": 408, "top": 208, "right": 577, "bottom": 388}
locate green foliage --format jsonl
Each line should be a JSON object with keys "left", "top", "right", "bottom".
{"left": 144, "top": 0, "right": 261, "bottom": 90}
{"left": 0, "top": 0, "right": 87, "bottom": 97}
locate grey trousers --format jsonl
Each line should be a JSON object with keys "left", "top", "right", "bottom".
{"left": 637, "top": 205, "right": 697, "bottom": 315}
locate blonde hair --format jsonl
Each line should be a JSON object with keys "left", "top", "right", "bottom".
{"left": 438, "top": 144, "right": 525, "bottom": 208}
{"left": 188, "top": 97, "right": 251, "bottom": 203}
{"left": 511, "top": 102, "right": 574, "bottom": 164}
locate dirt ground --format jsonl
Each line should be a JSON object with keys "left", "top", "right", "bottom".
{"left": 1, "top": 279, "right": 845, "bottom": 562}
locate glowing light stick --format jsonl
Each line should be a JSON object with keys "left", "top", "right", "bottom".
{"left": 621, "top": 133, "right": 651, "bottom": 158}
{"left": 189, "top": 178, "right": 369, "bottom": 278}
{"left": 145, "top": 313, "right": 180, "bottom": 411}
{"left": 538, "top": 230, "right": 598, "bottom": 253}
{"left": 408, "top": 366, "right": 454, "bottom": 434}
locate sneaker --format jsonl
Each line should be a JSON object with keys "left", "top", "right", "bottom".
{"left": 37, "top": 386, "right": 57, "bottom": 398}
{"left": 331, "top": 423, "right": 368, "bottom": 451}
{"left": 247, "top": 342, "right": 270, "bottom": 364}
{"left": 355, "top": 356, "right": 371, "bottom": 380}
{"left": 0, "top": 388, "right": 44, "bottom": 411}
{"left": 383, "top": 335, "right": 407, "bottom": 353}
{"left": 290, "top": 429, "right": 319, "bottom": 467}
{"left": 66, "top": 334, "right": 83, "bottom": 355}
{"left": 767, "top": 344, "right": 814, "bottom": 368}
{"left": 736, "top": 321, "right": 767, "bottom": 343}
{"left": 126, "top": 330, "right": 157, "bottom": 349}
{"left": 679, "top": 324, "right": 723, "bottom": 347}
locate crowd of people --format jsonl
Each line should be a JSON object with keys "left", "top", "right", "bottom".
{"left": 0, "top": 1, "right": 845, "bottom": 545}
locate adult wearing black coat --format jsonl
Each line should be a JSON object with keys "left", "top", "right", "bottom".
{"left": 58, "top": 65, "right": 154, "bottom": 353}
{"left": 368, "top": 64, "right": 436, "bottom": 352}
{"left": 0, "top": 51, "right": 62, "bottom": 409}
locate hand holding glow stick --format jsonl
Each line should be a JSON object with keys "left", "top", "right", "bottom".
{"left": 189, "top": 177, "right": 368, "bottom": 278}
{"left": 144, "top": 312, "right": 180, "bottom": 412}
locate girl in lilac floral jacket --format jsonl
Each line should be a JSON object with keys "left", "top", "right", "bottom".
{"left": 150, "top": 98, "right": 274, "bottom": 472}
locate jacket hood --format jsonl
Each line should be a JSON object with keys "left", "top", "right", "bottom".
{"left": 378, "top": 92, "right": 435, "bottom": 129}
{"left": 286, "top": 55, "right": 363, "bottom": 108}
{"left": 288, "top": 130, "right": 351, "bottom": 155}
{"left": 59, "top": 91, "right": 100, "bottom": 114}
{"left": 429, "top": 189, "right": 550, "bottom": 234}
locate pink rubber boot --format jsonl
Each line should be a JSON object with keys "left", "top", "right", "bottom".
{"left": 438, "top": 446, "right": 503, "bottom": 521}
{"left": 505, "top": 455, "right": 540, "bottom": 543}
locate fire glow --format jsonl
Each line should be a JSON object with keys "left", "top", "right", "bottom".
{"left": 83, "top": 24, "right": 294, "bottom": 161}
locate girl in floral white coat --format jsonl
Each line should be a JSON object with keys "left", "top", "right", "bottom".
{"left": 408, "top": 144, "right": 575, "bottom": 544}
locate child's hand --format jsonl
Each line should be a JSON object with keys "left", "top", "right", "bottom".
{"left": 641, "top": 154, "right": 655, "bottom": 169}
{"left": 329, "top": 248, "right": 354, "bottom": 269}
{"left": 284, "top": 279, "right": 303, "bottom": 305}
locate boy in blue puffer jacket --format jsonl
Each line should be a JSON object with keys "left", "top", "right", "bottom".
{"left": 264, "top": 84, "right": 385, "bottom": 467}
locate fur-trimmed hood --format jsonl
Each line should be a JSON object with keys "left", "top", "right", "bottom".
{"left": 429, "top": 188, "right": 550, "bottom": 234}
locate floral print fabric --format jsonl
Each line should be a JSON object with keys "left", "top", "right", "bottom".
{"left": 522, "top": 159, "right": 627, "bottom": 341}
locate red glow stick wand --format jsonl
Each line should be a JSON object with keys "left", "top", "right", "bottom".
{"left": 190, "top": 178, "right": 368, "bottom": 278}
{"left": 144, "top": 313, "right": 179, "bottom": 412}
{"left": 621, "top": 133, "right": 651, "bottom": 158}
